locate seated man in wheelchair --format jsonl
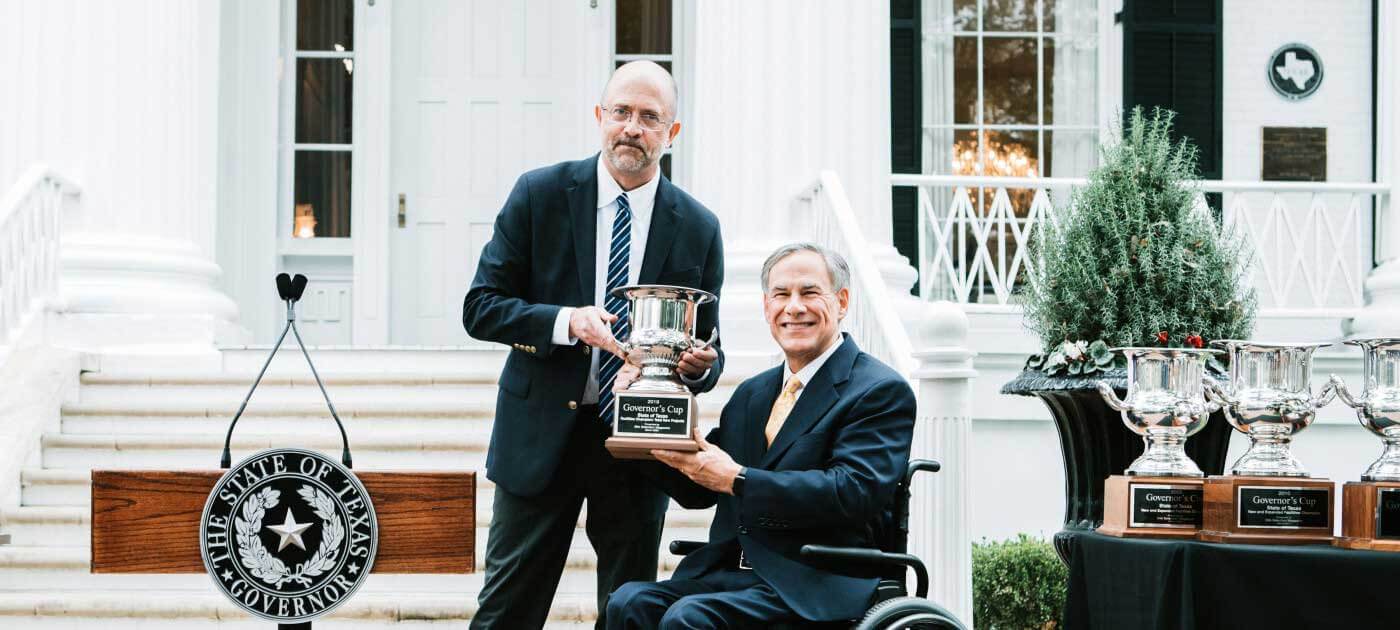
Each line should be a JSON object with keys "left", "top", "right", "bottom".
{"left": 605, "top": 243, "right": 917, "bottom": 628}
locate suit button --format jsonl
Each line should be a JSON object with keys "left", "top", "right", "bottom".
{"left": 739, "top": 526, "right": 750, "bottom": 535}
{"left": 568, "top": 401, "right": 578, "bottom": 410}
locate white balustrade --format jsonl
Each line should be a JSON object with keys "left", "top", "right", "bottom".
{"left": 892, "top": 173, "right": 1389, "bottom": 315}
{"left": 793, "top": 172, "right": 918, "bottom": 377}
{"left": 0, "top": 165, "right": 80, "bottom": 360}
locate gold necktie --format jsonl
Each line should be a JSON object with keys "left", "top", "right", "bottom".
{"left": 765, "top": 378, "right": 804, "bottom": 446}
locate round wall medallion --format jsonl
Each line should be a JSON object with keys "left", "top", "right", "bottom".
{"left": 1268, "top": 43, "right": 1323, "bottom": 101}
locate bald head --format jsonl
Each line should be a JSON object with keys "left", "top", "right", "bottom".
{"left": 601, "top": 60, "right": 679, "bottom": 119}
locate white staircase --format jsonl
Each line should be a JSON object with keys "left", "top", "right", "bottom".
{"left": 0, "top": 346, "right": 773, "bottom": 628}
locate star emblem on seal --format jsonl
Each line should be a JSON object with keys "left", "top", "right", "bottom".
{"left": 200, "top": 448, "right": 378, "bottom": 623}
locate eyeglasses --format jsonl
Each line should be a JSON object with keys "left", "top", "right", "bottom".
{"left": 600, "top": 105, "right": 670, "bottom": 132}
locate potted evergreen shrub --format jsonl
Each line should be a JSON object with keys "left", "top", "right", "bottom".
{"left": 1001, "top": 107, "right": 1257, "bottom": 544}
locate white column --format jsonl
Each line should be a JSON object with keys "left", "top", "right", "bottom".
{"left": 1349, "top": 1, "right": 1400, "bottom": 336}
{"left": 910, "top": 301, "right": 975, "bottom": 627}
{"left": 686, "top": 0, "right": 894, "bottom": 250}
{"left": 8, "top": 0, "right": 241, "bottom": 353}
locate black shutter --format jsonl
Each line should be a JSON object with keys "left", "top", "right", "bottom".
{"left": 890, "top": 0, "right": 921, "bottom": 295}
{"left": 1122, "top": 0, "right": 1222, "bottom": 180}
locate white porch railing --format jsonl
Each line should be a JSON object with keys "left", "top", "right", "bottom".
{"left": 0, "top": 165, "right": 79, "bottom": 358}
{"left": 892, "top": 174, "right": 1390, "bottom": 315}
{"left": 793, "top": 172, "right": 918, "bottom": 377}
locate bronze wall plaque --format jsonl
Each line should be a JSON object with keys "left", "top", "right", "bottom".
{"left": 1262, "top": 126, "right": 1326, "bottom": 182}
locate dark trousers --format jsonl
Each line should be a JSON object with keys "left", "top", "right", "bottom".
{"left": 605, "top": 569, "right": 806, "bottom": 630}
{"left": 471, "top": 411, "right": 669, "bottom": 630}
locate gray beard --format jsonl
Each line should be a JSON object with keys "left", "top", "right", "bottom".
{"left": 606, "top": 146, "right": 653, "bottom": 173}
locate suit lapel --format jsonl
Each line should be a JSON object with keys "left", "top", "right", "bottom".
{"left": 639, "top": 177, "right": 680, "bottom": 285}
{"left": 566, "top": 156, "right": 600, "bottom": 304}
{"left": 741, "top": 367, "right": 783, "bottom": 467}
{"left": 760, "top": 336, "right": 860, "bottom": 468}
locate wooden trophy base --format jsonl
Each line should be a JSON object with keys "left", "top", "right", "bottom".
{"left": 1197, "top": 475, "right": 1335, "bottom": 545}
{"left": 605, "top": 390, "right": 698, "bottom": 461}
{"left": 605, "top": 436, "right": 700, "bottom": 460}
{"left": 1098, "top": 475, "right": 1205, "bottom": 539}
{"left": 1335, "top": 480, "right": 1400, "bottom": 551}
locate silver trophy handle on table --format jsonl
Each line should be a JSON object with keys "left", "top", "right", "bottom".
{"left": 1096, "top": 347, "right": 1222, "bottom": 477}
{"left": 1203, "top": 340, "right": 1334, "bottom": 477}
{"left": 1330, "top": 338, "right": 1400, "bottom": 481}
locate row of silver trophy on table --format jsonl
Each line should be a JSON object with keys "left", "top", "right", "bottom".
{"left": 1098, "top": 339, "right": 1400, "bottom": 481}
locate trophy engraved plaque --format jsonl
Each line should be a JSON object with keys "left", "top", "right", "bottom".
{"left": 604, "top": 285, "right": 717, "bottom": 460}
{"left": 1331, "top": 338, "right": 1400, "bottom": 550}
{"left": 1096, "top": 348, "right": 1217, "bottom": 539}
{"left": 1199, "top": 340, "right": 1337, "bottom": 544}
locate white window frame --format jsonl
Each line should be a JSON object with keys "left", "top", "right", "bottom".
{"left": 278, "top": 0, "right": 357, "bottom": 257}
{"left": 924, "top": 0, "right": 1104, "bottom": 178}
{"left": 607, "top": 0, "right": 688, "bottom": 187}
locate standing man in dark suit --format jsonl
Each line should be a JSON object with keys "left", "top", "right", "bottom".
{"left": 462, "top": 61, "right": 725, "bottom": 629}
{"left": 606, "top": 243, "right": 916, "bottom": 628}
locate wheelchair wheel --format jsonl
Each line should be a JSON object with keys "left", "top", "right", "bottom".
{"left": 854, "top": 596, "right": 968, "bottom": 630}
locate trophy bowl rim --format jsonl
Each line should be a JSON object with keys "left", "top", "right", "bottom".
{"left": 1343, "top": 337, "right": 1400, "bottom": 348}
{"left": 1208, "top": 339, "right": 1335, "bottom": 350}
{"left": 1109, "top": 347, "right": 1224, "bottom": 358}
{"left": 609, "top": 284, "right": 716, "bottom": 305}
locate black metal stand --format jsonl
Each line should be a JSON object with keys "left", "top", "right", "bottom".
{"left": 279, "top": 623, "right": 312, "bottom": 630}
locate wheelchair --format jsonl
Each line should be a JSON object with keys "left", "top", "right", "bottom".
{"left": 669, "top": 459, "right": 968, "bottom": 629}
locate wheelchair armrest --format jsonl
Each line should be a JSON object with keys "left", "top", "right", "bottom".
{"left": 800, "top": 544, "right": 929, "bottom": 599}
{"left": 669, "top": 540, "right": 705, "bottom": 556}
{"left": 905, "top": 458, "right": 941, "bottom": 487}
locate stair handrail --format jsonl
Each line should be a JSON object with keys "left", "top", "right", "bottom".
{"left": 795, "top": 171, "right": 917, "bottom": 377}
{"left": 0, "top": 165, "right": 80, "bottom": 362}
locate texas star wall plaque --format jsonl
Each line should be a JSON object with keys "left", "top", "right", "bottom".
{"left": 200, "top": 448, "right": 378, "bottom": 623}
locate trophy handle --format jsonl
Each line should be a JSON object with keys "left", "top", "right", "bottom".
{"left": 691, "top": 327, "right": 719, "bottom": 351}
{"left": 1313, "top": 376, "right": 1339, "bottom": 408}
{"left": 1096, "top": 381, "right": 1130, "bottom": 413}
{"left": 1330, "top": 374, "right": 1361, "bottom": 409}
{"left": 1202, "top": 375, "right": 1235, "bottom": 408}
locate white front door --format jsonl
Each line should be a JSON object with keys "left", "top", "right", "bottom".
{"left": 389, "top": 0, "right": 605, "bottom": 345}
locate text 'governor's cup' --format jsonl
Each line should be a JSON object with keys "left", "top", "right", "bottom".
{"left": 604, "top": 285, "right": 717, "bottom": 460}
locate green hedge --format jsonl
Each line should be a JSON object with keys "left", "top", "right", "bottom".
{"left": 972, "top": 534, "right": 1067, "bottom": 630}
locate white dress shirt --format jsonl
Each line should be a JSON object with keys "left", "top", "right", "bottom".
{"left": 781, "top": 334, "right": 846, "bottom": 404}
{"left": 551, "top": 155, "right": 660, "bottom": 404}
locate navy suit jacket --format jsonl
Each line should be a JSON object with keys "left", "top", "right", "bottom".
{"left": 654, "top": 334, "right": 916, "bottom": 622}
{"left": 463, "top": 154, "right": 725, "bottom": 497}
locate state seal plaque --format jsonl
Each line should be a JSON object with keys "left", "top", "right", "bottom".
{"left": 200, "top": 448, "right": 378, "bottom": 623}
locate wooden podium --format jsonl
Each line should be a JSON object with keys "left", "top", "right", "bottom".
{"left": 91, "top": 470, "right": 474, "bottom": 574}
{"left": 1197, "top": 476, "right": 1334, "bottom": 545}
{"left": 1336, "top": 480, "right": 1400, "bottom": 551}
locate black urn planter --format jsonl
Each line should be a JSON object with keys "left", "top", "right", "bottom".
{"left": 1001, "top": 368, "right": 1231, "bottom": 557}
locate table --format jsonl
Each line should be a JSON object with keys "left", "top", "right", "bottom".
{"left": 1061, "top": 530, "right": 1400, "bottom": 629}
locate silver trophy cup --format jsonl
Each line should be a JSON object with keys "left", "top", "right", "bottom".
{"left": 1204, "top": 340, "right": 1336, "bottom": 477}
{"left": 605, "top": 285, "right": 717, "bottom": 459}
{"left": 1330, "top": 338, "right": 1400, "bottom": 481}
{"left": 611, "top": 284, "right": 717, "bottom": 393}
{"left": 1097, "top": 348, "right": 1222, "bottom": 477}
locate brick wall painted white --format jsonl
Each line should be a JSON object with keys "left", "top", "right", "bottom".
{"left": 1223, "top": 0, "right": 1373, "bottom": 182}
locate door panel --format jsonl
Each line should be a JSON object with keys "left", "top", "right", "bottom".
{"left": 389, "top": 0, "right": 598, "bottom": 344}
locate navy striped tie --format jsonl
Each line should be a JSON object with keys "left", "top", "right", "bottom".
{"left": 597, "top": 192, "right": 632, "bottom": 426}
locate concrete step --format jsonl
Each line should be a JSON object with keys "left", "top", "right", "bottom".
{"left": 74, "top": 371, "right": 503, "bottom": 407}
{"left": 41, "top": 433, "right": 489, "bottom": 470}
{"left": 0, "top": 589, "right": 601, "bottom": 627}
{"left": 0, "top": 531, "right": 697, "bottom": 593}
{"left": 21, "top": 469, "right": 88, "bottom": 506}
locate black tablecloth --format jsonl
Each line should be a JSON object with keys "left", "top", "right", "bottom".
{"left": 1061, "top": 530, "right": 1400, "bottom": 630}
